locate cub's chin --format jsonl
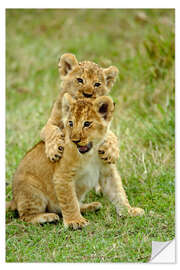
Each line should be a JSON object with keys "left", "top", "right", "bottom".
{"left": 77, "top": 142, "right": 93, "bottom": 154}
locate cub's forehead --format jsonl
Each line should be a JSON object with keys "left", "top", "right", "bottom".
{"left": 79, "top": 61, "right": 102, "bottom": 71}
{"left": 78, "top": 61, "right": 105, "bottom": 80}
{"left": 70, "top": 99, "right": 97, "bottom": 120}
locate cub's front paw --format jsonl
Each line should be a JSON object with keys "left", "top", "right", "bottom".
{"left": 45, "top": 138, "right": 64, "bottom": 162}
{"left": 45, "top": 129, "right": 65, "bottom": 162}
{"left": 98, "top": 143, "right": 119, "bottom": 164}
{"left": 63, "top": 216, "right": 89, "bottom": 230}
{"left": 98, "top": 131, "right": 119, "bottom": 164}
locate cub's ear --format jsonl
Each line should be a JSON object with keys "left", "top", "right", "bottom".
{"left": 58, "top": 53, "right": 78, "bottom": 78}
{"left": 62, "top": 93, "right": 75, "bottom": 119}
{"left": 103, "top": 66, "right": 119, "bottom": 90}
{"left": 94, "top": 96, "right": 115, "bottom": 122}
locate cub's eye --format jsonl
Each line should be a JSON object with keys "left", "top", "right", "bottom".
{"left": 94, "top": 82, "right": 101, "bottom": 87}
{"left": 83, "top": 121, "right": 92, "bottom": 128}
{"left": 77, "top": 78, "right": 84, "bottom": 84}
{"left": 68, "top": 121, "right": 73, "bottom": 127}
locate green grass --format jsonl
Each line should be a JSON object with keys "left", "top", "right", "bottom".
{"left": 6, "top": 9, "right": 175, "bottom": 263}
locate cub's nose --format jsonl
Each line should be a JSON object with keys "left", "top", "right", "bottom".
{"left": 72, "top": 138, "right": 81, "bottom": 144}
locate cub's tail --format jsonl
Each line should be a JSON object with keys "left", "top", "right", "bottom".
{"left": 6, "top": 200, "right": 17, "bottom": 212}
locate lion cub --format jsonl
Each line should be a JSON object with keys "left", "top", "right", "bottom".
{"left": 40, "top": 53, "right": 119, "bottom": 164}
{"left": 7, "top": 94, "right": 115, "bottom": 228}
{"left": 7, "top": 94, "right": 144, "bottom": 228}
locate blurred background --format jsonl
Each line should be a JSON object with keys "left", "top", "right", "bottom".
{"left": 6, "top": 9, "right": 175, "bottom": 263}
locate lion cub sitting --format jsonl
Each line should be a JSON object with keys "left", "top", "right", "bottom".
{"left": 7, "top": 94, "right": 116, "bottom": 228}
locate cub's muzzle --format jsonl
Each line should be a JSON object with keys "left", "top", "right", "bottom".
{"left": 77, "top": 142, "right": 93, "bottom": 154}
{"left": 83, "top": 92, "right": 93, "bottom": 98}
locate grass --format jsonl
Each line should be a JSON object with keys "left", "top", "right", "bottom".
{"left": 6, "top": 9, "right": 175, "bottom": 263}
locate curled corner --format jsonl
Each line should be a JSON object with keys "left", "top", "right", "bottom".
{"left": 149, "top": 239, "right": 175, "bottom": 263}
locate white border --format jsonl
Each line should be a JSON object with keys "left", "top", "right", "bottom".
{"left": 1, "top": 1, "right": 179, "bottom": 269}
{"left": 0, "top": 0, "right": 179, "bottom": 9}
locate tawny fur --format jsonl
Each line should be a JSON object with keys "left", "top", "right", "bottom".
{"left": 7, "top": 95, "right": 144, "bottom": 229}
{"left": 40, "top": 53, "right": 119, "bottom": 163}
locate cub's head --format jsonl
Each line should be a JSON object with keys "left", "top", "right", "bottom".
{"left": 58, "top": 53, "right": 119, "bottom": 99}
{"left": 62, "top": 93, "right": 115, "bottom": 154}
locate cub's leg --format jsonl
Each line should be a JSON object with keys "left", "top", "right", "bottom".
{"left": 40, "top": 92, "right": 65, "bottom": 162}
{"left": 100, "top": 164, "right": 144, "bottom": 217}
{"left": 75, "top": 184, "right": 102, "bottom": 212}
{"left": 53, "top": 166, "right": 89, "bottom": 230}
{"left": 96, "top": 130, "right": 119, "bottom": 194}
{"left": 80, "top": 202, "right": 102, "bottom": 213}
{"left": 15, "top": 179, "right": 59, "bottom": 224}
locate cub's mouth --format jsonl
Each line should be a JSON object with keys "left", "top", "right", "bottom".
{"left": 77, "top": 142, "right": 93, "bottom": 154}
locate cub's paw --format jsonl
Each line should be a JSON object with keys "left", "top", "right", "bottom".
{"left": 63, "top": 216, "right": 89, "bottom": 230}
{"left": 21, "top": 213, "right": 60, "bottom": 224}
{"left": 45, "top": 139, "right": 64, "bottom": 162}
{"left": 80, "top": 202, "right": 102, "bottom": 213}
{"left": 45, "top": 129, "right": 65, "bottom": 162}
{"left": 128, "top": 207, "right": 145, "bottom": 217}
{"left": 87, "top": 202, "right": 102, "bottom": 212}
{"left": 98, "top": 140, "right": 119, "bottom": 164}
{"left": 38, "top": 213, "right": 60, "bottom": 223}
